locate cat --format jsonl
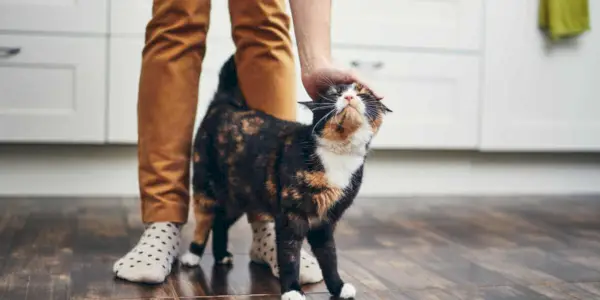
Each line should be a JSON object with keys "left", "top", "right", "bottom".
{"left": 183, "top": 54, "right": 391, "bottom": 300}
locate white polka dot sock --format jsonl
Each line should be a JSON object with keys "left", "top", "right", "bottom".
{"left": 249, "top": 221, "right": 323, "bottom": 285}
{"left": 113, "top": 222, "right": 181, "bottom": 283}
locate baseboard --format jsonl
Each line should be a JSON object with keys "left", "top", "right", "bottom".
{"left": 0, "top": 145, "right": 599, "bottom": 197}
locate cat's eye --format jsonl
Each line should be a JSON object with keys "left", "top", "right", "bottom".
{"left": 327, "top": 86, "right": 339, "bottom": 95}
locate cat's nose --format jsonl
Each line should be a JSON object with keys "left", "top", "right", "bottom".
{"left": 344, "top": 95, "right": 353, "bottom": 102}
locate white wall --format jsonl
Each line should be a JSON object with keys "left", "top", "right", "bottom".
{"left": 1, "top": 145, "right": 599, "bottom": 197}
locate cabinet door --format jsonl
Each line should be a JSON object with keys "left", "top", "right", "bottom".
{"left": 0, "top": 0, "right": 107, "bottom": 33}
{"left": 480, "top": 0, "right": 600, "bottom": 151}
{"left": 331, "top": 0, "right": 483, "bottom": 50}
{"left": 0, "top": 35, "right": 107, "bottom": 143}
{"left": 107, "top": 38, "right": 143, "bottom": 143}
{"left": 332, "top": 49, "right": 480, "bottom": 149}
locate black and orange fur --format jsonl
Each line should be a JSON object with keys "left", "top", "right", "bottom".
{"left": 189, "top": 55, "right": 391, "bottom": 298}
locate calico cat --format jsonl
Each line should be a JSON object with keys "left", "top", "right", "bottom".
{"left": 185, "top": 55, "right": 391, "bottom": 300}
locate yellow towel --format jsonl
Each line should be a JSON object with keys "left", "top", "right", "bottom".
{"left": 539, "top": 0, "right": 590, "bottom": 40}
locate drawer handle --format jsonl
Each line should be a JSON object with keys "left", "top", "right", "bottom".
{"left": 0, "top": 47, "right": 21, "bottom": 57}
{"left": 350, "top": 60, "right": 384, "bottom": 70}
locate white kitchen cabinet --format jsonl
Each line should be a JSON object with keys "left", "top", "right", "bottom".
{"left": 107, "top": 0, "right": 483, "bottom": 148}
{"left": 0, "top": 0, "right": 107, "bottom": 33}
{"left": 480, "top": 0, "right": 600, "bottom": 151}
{"left": 110, "top": 43, "right": 482, "bottom": 149}
{"left": 0, "top": 35, "right": 107, "bottom": 143}
{"left": 107, "top": 38, "right": 144, "bottom": 143}
{"left": 331, "top": 0, "right": 483, "bottom": 50}
{"left": 109, "top": 0, "right": 152, "bottom": 36}
{"left": 333, "top": 48, "right": 480, "bottom": 149}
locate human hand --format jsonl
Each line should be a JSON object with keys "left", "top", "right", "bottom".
{"left": 300, "top": 63, "right": 383, "bottom": 101}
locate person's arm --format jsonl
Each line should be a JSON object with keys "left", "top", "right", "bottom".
{"left": 288, "top": 0, "right": 383, "bottom": 100}
{"left": 288, "top": 0, "right": 332, "bottom": 73}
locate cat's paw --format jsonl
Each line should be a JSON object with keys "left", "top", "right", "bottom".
{"left": 281, "top": 290, "right": 305, "bottom": 300}
{"left": 179, "top": 251, "right": 201, "bottom": 267}
{"left": 338, "top": 283, "right": 356, "bottom": 299}
{"left": 215, "top": 252, "right": 234, "bottom": 265}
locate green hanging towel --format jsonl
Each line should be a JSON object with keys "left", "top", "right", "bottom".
{"left": 539, "top": 0, "right": 591, "bottom": 40}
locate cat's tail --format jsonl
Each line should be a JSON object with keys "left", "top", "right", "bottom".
{"left": 211, "top": 54, "right": 248, "bottom": 109}
{"left": 216, "top": 54, "right": 238, "bottom": 93}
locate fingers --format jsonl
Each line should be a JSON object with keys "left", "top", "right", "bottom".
{"left": 346, "top": 70, "right": 384, "bottom": 100}
{"left": 330, "top": 68, "right": 384, "bottom": 100}
{"left": 301, "top": 67, "right": 384, "bottom": 101}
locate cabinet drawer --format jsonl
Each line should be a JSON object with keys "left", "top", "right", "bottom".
{"left": 0, "top": 35, "right": 107, "bottom": 143}
{"left": 331, "top": 48, "right": 481, "bottom": 149}
{"left": 331, "top": 0, "right": 483, "bottom": 50}
{"left": 0, "top": 0, "right": 107, "bottom": 33}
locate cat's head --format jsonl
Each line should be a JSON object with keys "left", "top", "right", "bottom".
{"left": 300, "top": 83, "right": 391, "bottom": 149}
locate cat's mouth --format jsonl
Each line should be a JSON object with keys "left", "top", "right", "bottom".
{"left": 345, "top": 104, "right": 359, "bottom": 113}
{"left": 335, "top": 106, "right": 363, "bottom": 127}
{"left": 336, "top": 112, "right": 347, "bottom": 126}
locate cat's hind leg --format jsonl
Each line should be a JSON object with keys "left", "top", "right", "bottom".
{"left": 180, "top": 192, "right": 216, "bottom": 267}
{"left": 181, "top": 140, "right": 216, "bottom": 267}
{"left": 212, "top": 207, "right": 243, "bottom": 265}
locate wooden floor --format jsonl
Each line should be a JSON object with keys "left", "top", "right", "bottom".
{"left": 2, "top": 196, "right": 600, "bottom": 299}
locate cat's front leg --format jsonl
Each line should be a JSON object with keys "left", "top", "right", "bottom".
{"left": 307, "top": 223, "right": 355, "bottom": 299}
{"left": 275, "top": 214, "right": 308, "bottom": 300}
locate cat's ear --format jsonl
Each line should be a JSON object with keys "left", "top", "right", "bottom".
{"left": 382, "top": 103, "right": 393, "bottom": 113}
{"left": 298, "top": 101, "right": 319, "bottom": 111}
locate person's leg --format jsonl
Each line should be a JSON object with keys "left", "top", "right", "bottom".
{"left": 113, "top": 0, "right": 211, "bottom": 284}
{"left": 228, "top": 0, "right": 322, "bottom": 284}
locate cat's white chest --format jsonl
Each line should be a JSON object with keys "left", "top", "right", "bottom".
{"left": 316, "top": 148, "right": 364, "bottom": 190}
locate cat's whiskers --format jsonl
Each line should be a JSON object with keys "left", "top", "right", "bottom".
{"left": 364, "top": 106, "right": 376, "bottom": 123}
{"left": 310, "top": 106, "right": 336, "bottom": 112}
{"left": 309, "top": 103, "right": 335, "bottom": 107}
{"left": 316, "top": 92, "right": 336, "bottom": 103}
{"left": 311, "top": 109, "right": 336, "bottom": 136}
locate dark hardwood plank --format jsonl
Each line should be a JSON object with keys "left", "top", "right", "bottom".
{"left": 68, "top": 255, "right": 175, "bottom": 299}
{"left": 0, "top": 209, "right": 29, "bottom": 259}
{"left": 0, "top": 273, "right": 70, "bottom": 300}
{"left": 399, "top": 247, "right": 513, "bottom": 288}
{"left": 2, "top": 196, "right": 600, "bottom": 299}
{"left": 475, "top": 286, "right": 553, "bottom": 300}
{"left": 74, "top": 203, "right": 131, "bottom": 257}
{"left": 342, "top": 249, "right": 457, "bottom": 290}
{"left": 1, "top": 201, "right": 75, "bottom": 294}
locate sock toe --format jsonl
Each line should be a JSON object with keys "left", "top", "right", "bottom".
{"left": 113, "top": 222, "right": 181, "bottom": 284}
{"left": 117, "top": 263, "right": 167, "bottom": 284}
